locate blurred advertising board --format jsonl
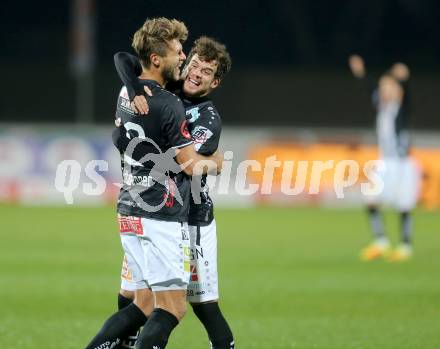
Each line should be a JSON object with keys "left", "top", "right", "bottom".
{"left": 1, "top": 126, "right": 439, "bottom": 209}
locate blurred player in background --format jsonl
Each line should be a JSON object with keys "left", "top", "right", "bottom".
{"left": 348, "top": 54, "right": 420, "bottom": 262}
{"left": 113, "top": 36, "right": 234, "bottom": 349}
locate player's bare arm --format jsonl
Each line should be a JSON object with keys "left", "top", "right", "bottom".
{"left": 176, "top": 145, "right": 223, "bottom": 176}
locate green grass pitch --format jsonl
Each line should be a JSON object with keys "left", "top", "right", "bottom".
{"left": 1, "top": 204, "right": 440, "bottom": 348}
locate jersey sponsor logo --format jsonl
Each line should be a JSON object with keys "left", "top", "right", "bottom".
{"left": 186, "top": 107, "right": 201, "bottom": 123}
{"left": 190, "top": 247, "right": 204, "bottom": 260}
{"left": 118, "top": 215, "right": 144, "bottom": 235}
{"left": 118, "top": 96, "right": 135, "bottom": 115}
{"left": 120, "top": 97, "right": 131, "bottom": 109}
{"left": 191, "top": 126, "right": 213, "bottom": 151}
{"left": 180, "top": 120, "right": 192, "bottom": 139}
{"left": 123, "top": 172, "right": 153, "bottom": 187}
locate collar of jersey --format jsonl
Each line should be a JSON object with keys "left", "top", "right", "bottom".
{"left": 181, "top": 93, "right": 210, "bottom": 105}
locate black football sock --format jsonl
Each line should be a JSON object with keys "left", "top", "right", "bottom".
{"left": 118, "top": 293, "right": 134, "bottom": 310}
{"left": 192, "top": 302, "right": 235, "bottom": 349}
{"left": 367, "top": 207, "right": 387, "bottom": 241}
{"left": 117, "top": 294, "right": 141, "bottom": 349}
{"left": 400, "top": 211, "right": 412, "bottom": 245}
{"left": 85, "top": 303, "right": 147, "bottom": 349}
{"left": 135, "top": 308, "right": 178, "bottom": 349}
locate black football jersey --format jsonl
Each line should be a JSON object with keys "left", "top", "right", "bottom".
{"left": 179, "top": 93, "right": 221, "bottom": 226}
{"left": 115, "top": 79, "right": 194, "bottom": 222}
{"left": 114, "top": 52, "right": 222, "bottom": 226}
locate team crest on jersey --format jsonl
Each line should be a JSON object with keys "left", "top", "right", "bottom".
{"left": 192, "top": 126, "right": 213, "bottom": 151}
{"left": 186, "top": 107, "right": 201, "bottom": 123}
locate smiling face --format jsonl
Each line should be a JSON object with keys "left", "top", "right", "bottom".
{"left": 161, "top": 39, "right": 187, "bottom": 82}
{"left": 182, "top": 54, "right": 220, "bottom": 97}
{"left": 132, "top": 17, "right": 188, "bottom": 83}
